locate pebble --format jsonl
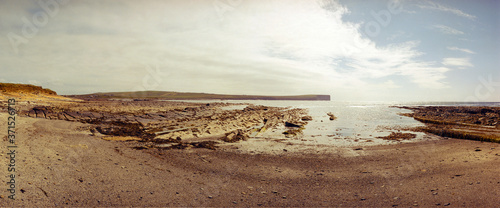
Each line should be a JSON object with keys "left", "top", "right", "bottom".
{"left": 208, "top": 196, "right": 213, "bottom": 199}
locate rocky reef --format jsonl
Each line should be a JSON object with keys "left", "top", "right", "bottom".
{"left": 17, "top": 100, "right": 310, "bottom": 149}
{"left": 398, "top": 106, "right": 500, "bottom": 143}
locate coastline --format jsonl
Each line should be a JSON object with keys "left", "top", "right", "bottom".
{"left": 1, "top": 98, "right": 500, "bottom": 206}
{"left": 1, "top": 112, "right": 499, "bottom": 206}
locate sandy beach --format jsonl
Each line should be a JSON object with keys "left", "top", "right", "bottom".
{"left": 1, "top": 97, "right": 500, "bottom": 207}
{"left": 2, "top": 0, "right": 499, "bottom": 206}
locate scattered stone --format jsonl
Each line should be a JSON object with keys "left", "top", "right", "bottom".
{"left": 378, "top": 132, "right": 416, "bottom": 141}
{"left": 222, "top": 129, "right": 248, "bottom": 143}
{"left": 301, "top": 116, "right": 313, "bottom": 121}
{"left": 327, "top": 112, "right": 336, "bottom": 120}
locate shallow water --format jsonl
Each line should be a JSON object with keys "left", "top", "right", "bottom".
{"left": 175, "top": 100, "right": 500, "bottom": 148}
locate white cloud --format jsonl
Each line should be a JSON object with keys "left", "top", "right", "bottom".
{"left": 378, "top": 80, "right": 399, "bottom": 89}
{"left": 447, "top": 47, "right": 475, "bottom": 54}
{"left": 433, "top": 25, "right": 464, "bottom": 35}
{"left": 442, "top": 58, "right": 473, "bottom": 69}
{"left": 417, "top": 1, "right": 476, "bottom": 20}
{"left": 0, "top": 0, "right": 454, "bottom": 98}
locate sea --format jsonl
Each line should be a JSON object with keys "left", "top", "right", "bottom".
{"left": 175, "top": 100, "right": 500, "bottom": 148}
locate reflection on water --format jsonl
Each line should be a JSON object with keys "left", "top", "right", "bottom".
{"left": 300, "top": 103, "right": 426, "bottom": 146}
{"left": 173, "top": 100, "right": 500, "bottom": 147}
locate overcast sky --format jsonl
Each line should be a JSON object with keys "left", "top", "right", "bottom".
{"left": 0, "top": 0, "right": 499, "bottom": 101}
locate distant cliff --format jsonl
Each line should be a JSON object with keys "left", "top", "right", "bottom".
{"left": 69, "top": 91, "right": 331, "bottom": 101}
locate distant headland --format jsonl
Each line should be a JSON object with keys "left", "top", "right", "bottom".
{"left": 0, "top": 83, "right": 330, "bottom": 101}
{"left": 67, "top": 91, "right": 331, "bottom": 101}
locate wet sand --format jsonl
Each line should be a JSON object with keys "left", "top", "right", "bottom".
{"left": 1, "top": 100, "right": 500, "bottom": 206}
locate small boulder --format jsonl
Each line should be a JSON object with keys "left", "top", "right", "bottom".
{"left": 327, "top": 112, "right": 336, "bottom": 120}
{"left": 301, "top": 116, "right": 313, "bottom": 121}
{"left": 222, "top": 129, "right": 248, "bottom": 142}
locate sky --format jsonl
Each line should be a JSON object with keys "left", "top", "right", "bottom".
{"left": 0, "top": 0, "right": 499, "bottom": 102}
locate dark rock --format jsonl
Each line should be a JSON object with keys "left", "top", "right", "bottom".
{"left": 327, "top": 112, "right": 336, "bottom": 120}
{"left": 222, "top": 129, "right": 248, "bottom": 142}
{"left": 285, "top": 122, "right": 302, "bottom": 128}
{"left": 301, "top": 116, "right": 313, "bottom": 121}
